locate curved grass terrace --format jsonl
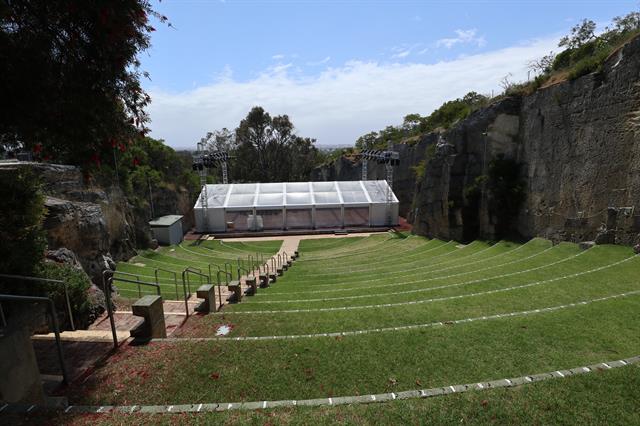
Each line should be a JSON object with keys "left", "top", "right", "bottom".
{"left": 76, "top": 235, "right": 639, "bottom": 418}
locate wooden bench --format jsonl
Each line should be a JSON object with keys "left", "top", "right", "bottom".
{"left": 227, "top": 280, "right": 242, "bottom": 303}
{"left": 245, "top": 276, "right": 257, "bottom": 296}
{"left": 195, "top": 284, "right": 215, "bottom": 313}
{"left": 130, "top": 295, "right": 166, "bottom": 339}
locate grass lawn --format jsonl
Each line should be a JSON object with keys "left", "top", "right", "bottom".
{"left": 15, "top": 364, "right": 640, "bottom": 425}
{"left": 26, "top": 235, "right": 638, "bottom": 424}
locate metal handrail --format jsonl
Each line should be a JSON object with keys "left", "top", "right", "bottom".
{"left": 237, "top": 266, "right": 250, "bottom": 282}
{"left": 183, "top": 266, "right": 203, "bottom": 296}
{"left": 0, "top": 293, "right": 69, "bottom": 384}
{"left": 217, "top": 270, "right": 232, "bottom": 285}
{"left": 154, "top": 268, "right": 189, "bottom": 317}
{"left": 111, "top": 276, "right": 161, "bottom": 297}
{"left": 101, "top": 271, "right": 119, "bottom": 349}
{"left": 0, "top": 273, "right": 76, "bottom": 331}
{"left": 154, "top": 268, "right": 179, "bottom": 299}
{"left": 224, "top": 262, "right": 233, "bottom": 281}
{"left": 182, "top": 267, "right": 222, "bottom": 312}
{"left": 113, "top": 270, "right": 143, "bottom": 298}
{"left": 208, "top": 263, "right": 222, "bottom": 283}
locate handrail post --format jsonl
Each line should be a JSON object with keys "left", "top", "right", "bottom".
{"left": 62, "top": 283, "right": 75, "bottom": 331}
{"left": 216, "top": 270, "right": 232, "bottom": 310}
{"left": 224, "top": 262, "right": 233, "bottom": 283}
{"left": 102, "top": 271, "right": 119, "bottom": 350}
{"left": 180, "top": 270, "right": 190, "bottom": 317}
{"left": 47, "top": 298, "right": 69, "bottom": 384}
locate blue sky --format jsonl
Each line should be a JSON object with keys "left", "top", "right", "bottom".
{"left": 141, "top": 0, "right": 637, "bottom": 148}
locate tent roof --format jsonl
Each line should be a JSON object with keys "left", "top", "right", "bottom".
{"left": 194, "top": 180, "right": 398, "bottom": 210}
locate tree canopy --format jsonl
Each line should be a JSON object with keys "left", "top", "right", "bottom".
{"left": 0, "top": 0, "right": 163, "bottom": 166}
{"left": 355, "top": 91, "right": 489, "bottom": 150}
{"left": 203, "top": 107, "right": 322, "bottom": 183}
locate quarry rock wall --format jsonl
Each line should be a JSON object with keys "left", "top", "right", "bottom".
{"left": 27, "top": 163, "right": 193, "bottom": 284}
{"left": 314, "top": 35, "right": 640, "bottom": 246}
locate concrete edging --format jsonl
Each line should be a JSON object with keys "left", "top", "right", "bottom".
{"left": 2, "top": 355, "right": 638, "bottom": 415}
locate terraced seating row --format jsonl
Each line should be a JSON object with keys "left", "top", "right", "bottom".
{"left": 68, "top": 234, "right": 639, "bottom": 409}
{"left": 175, "top": 236, "right": 640, "bottom": 338}
{"left": 113, "top": 239, "right": 282, "bottom": 301}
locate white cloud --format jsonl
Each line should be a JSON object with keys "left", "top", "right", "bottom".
{"left": 392, "top": 50, "right": 411, "bottom": 59}
{"left": 436, "top": 29, "right": 486, "bottom": 49}
{"left": 147, "top": 35, "right": 558, "bottom": 149}
{"left": 271, "top": 54, "right": 285, "bottom": 60}
{"left": 307, "top": 56, "right": 331, "bottom": 66}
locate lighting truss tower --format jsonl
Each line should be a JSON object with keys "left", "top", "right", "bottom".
{"left": 359, "top": 142, "right": 400, "bottom": 226}
{"left": 192, "top": 142, "right": 230, "bottom": 231}
{"left": 361, "top": 157, "right": 368, "bottom": 180}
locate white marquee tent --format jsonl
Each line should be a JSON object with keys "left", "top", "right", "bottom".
{"left": 194, "top": 180, "right": 399, "bottom": 233}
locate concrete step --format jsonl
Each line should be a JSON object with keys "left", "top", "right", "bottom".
{"left": 32, "top": 329, "right": 131, "bottom": 343}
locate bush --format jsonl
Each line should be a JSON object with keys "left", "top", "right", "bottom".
{"left": 567, "top": 48, "right": 611, "bottom": 80}
{"left": 35, "top": 262, "right": 93, "bottom": 329}
{"left": 411, "top": 160, "right": 427, "bottom": 180}
{"left": 552, "top": 49, "right": 573, "bottom": 71}
{"left": 0, "top": 166, "right": 46, "bottom": 275}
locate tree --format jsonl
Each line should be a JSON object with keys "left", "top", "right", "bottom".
{"left": 231, "top": 106, "right": 320, "bottom": 182}
{"left": 612, "top": 11, "right": 640, "bottom": 33}
{"left": 528, "top": 52, "right": 556, "bottom": 76}
{"left": 559, "top": 19, "right": 597, "bottom": 49}
{"left": 402, "top": 114, "right": 422, "bottom": 132}
{"left": 0, "top": 1, "right": 165, "bottom": 166}
{"left": 200, "top": 129, "right": 235, "bottom": 153}
{"left": 355, "top": 132, "right": 381, "bottom": 150}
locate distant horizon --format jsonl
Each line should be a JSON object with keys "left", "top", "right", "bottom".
{"left": 141, "top": 1, "right": 633, "bottom": 150}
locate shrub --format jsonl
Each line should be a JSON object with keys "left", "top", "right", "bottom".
{"left": 411, "top": 160, "right": 427, "bottom": 180}
{"left": 567, "top": 48, "right": 612, "bottom": 80}
{"left": 35, "top": 262, "right": 93, "bottom": 329}
{"left": 0, "top": 166, "right": 46, "bottom": 275}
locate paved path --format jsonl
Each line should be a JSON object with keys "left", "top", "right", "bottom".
{"left": 219, "top": 232, "right": 375, "bottom": 243}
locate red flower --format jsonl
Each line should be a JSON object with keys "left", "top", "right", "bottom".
{"left": 33, "top": 143, "right": 42, "bottom": 154}
{"left": 133, "top": 157, "right": 140, "bottom": 166}
{"left": 110, "top": 138, "right": 117, "bottom": 148}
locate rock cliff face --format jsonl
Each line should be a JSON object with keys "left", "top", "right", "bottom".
{"left": 516, "top": 38, "right": 640, "bottom": 245}
{"left": 314, "top": 35, "right": 640, "bottom": 246}
{"left": 26, "top": 163, "right": 193, "bottom": 283}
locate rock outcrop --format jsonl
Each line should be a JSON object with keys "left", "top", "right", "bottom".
{"left": 16, "top": 162, "right": 194, "bottom": 284}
